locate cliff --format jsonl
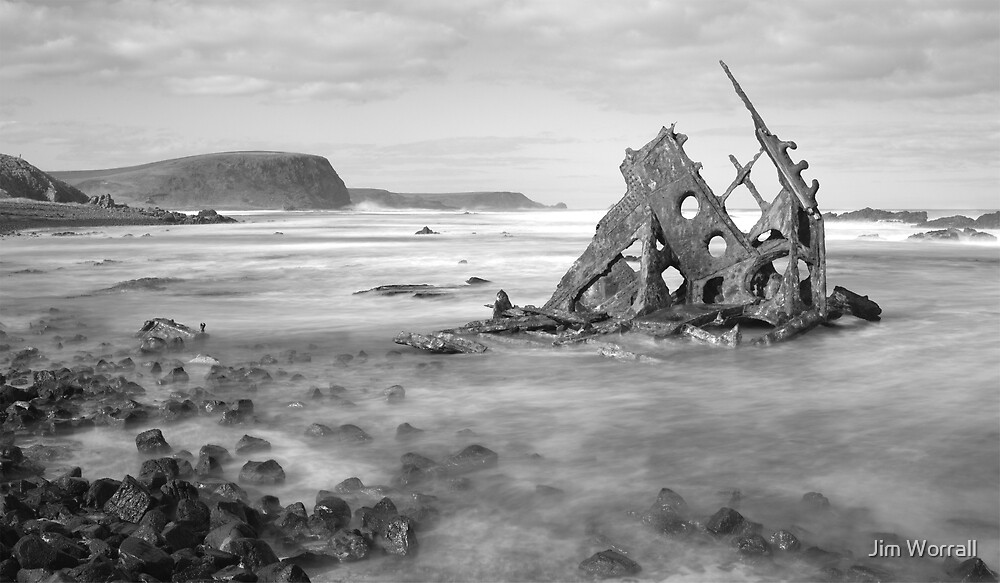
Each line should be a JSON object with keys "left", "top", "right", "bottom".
{"left": 349, "top": 188, "right": 553, "bottom": 210}
{"left": 0, "top": 154, "right": 90, "bottom": 203}
{"left": 52, "top": 152, "right": 351, "bottom": 210}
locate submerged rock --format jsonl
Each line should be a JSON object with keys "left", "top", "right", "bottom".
{"left": 235, "top": 434, "right": 272, "bottom": 455}
{"left": 705, "top": 507, "right": 746, "bottom": 536}
{"left": 579, "top": 549, "right": 642, "bottom": 578}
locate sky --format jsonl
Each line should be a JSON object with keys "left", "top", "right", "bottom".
{"left": 1, "top": 0, "right": 997, "bottom": 210}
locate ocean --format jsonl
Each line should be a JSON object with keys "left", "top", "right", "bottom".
{"left": 1, "top": 208, "right": 998, "bottom": 581}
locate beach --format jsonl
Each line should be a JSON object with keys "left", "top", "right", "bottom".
{"left": 1, "top": 209, "right": 997, "bottom": 581}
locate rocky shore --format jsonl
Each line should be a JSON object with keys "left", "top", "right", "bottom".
{"left": 0, "top": 197, "right": 236, "bottom": 236}
{"left": 2, "top": 312, "right": 997, "bottom": 582}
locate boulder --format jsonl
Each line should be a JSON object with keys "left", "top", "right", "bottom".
{"left": 579, "top": 549, "right": 642, "bottom": 578}
{"left": 379, "top": 515, "right": 417, "bottom": 556}
{"left": 103, "top": 475, "right": 153, "bottom": 523}
{"left": 328, "top": 529, "right": 371, "bottom": 562}
{"left": 235, "top": 435, "right": 271, "bottom": 455}
{"left": 705, "top": 507, "right": 746, "bottom": 536}
{"left": 135, "top": 428, "right": 171, "bottom": 455}
{"left": 256, "top": 560, "right": 312, "bottom": 582}
{"left": 769, "top": 529, "right": 801, "bottom": 552}
{"left": 396, "top": 423, "right": 424, "bottom": 440}
{"left": 414, "top": 226, "right": 439, "bottom": 235}
{"left": 221, "top": 537, "right": 279, "bottom": 572}
{"left": 383, "top": 385, "right": 405, "bottom": 403}
{"left": 440, "top": 444, "right": 498, "bottom": 475}
{"left": 239, "top": 460, "right": 285, "bottom": 485}
{"left": 118, "top": 535, "right": 174, "bottom": 580}
{"left": 313, "top": 496, "right": 352, "bottom": 532}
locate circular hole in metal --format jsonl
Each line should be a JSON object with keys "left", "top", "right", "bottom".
{"left": 708, "top": 235, "right": 727, "bottom": 258}
{"left": 679, "top": 193, "right": 700, "bottom": 219}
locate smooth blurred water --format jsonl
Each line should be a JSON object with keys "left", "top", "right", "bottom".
{"left": 1, "top": 209, "right": 998, "bottom": 581}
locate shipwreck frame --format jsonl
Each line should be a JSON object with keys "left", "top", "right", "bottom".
{"left": 396, "top": 62, "right": 880, "bottom": 355}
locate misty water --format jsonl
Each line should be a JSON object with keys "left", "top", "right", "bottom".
{"left": 1, "top": 209, "right": 998, "bottom": 581}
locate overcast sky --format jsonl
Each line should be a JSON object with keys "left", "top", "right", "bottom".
{"left": 1, "top": 0, "right": 997, "bottom": 209}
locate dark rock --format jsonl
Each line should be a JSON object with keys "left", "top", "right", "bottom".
{"left": 948, "top": 557, "right": 999, "bottom": 582}
{"left": 379, "top": 515, "right": 417, "bottom": 556}
{"left": 333, "top": 477, "right": 364, "bottom": 494}
{"left": 66, "top": 554, "right": 124, "bottom": 583}
{"left": 118, "top": 535, "right": 174, "bottom": 580}
{"left": 653, "top": 488, "right": 689, "bottom": 515}
{"left": 414, "top": 226, "right": 438, "bottom": 235}
{"left": 769, "top": 529, "right": 801, "bottom": 552}
{"left": 466, "top": 277, "right": 490, "bottom": 285}
{"left": 205, "top": 522, "right": 257, "bottom": 551}
{"left": 639, "top": 506, "right": 691, "bottom": 536}
{"left": 84, "top": 478, "right": 121, "bottom": 509}
{"left": 221, "top": 538, "right": 278, "bottom": 572}
{"left": 383, "top": 385, "right": 404, "bottom": 403}
{"left": 103, "top": 475, "right": 153, "bottom": 523}
{"left": 175, "top": 498, "right": 211, "bottom": 527}
{"left": 823, "top": 208, "right": 927, "bottom": 223}
{"left": 135, "top": 428, "right": 171, "bottom": 455}
{"left": 705, "top": 507, "right": 745, "bottom": 536}
{"left": 360, "top": 497, "right": 398, "bottom": 534}
{"left": 212, "top": 482, "right": 248, "bottom": 502}
{"left": 579, "top": 549, "right": 642, "bottom": 578}
{"left": 160, "top": 478, "right": 198, "bottom": 502}
{"left": 196, "top": 444, "right": 231, "bottom": 476}
{"left": 239, "top": 460, "right": 285, "bottom": 485}
{"left": 256, "top": 560, "right": 311, "bottom": 582}
{"left": 440, "top": 444, "right": 497, "bottom": 474}
{"left": 235, "top": 435, "right": 271, "bottom": 455}
{"left": 736, "top": 534, "right": 772, "bottom": 560}
{"left": 974, "top": 211, "right": 1000, "bottom": 229}
{"left": 396, "top": 423, "right": 424, "bottom": 440}
{"left": 328, "top": 529, "right": 371, "bottom": 562}
{"left": 313, "top": 497, "right": 351, "bottom": 532}
{"left": 13, "top": 534, "right": 58, "bottom": 569}
{"left": 161, "top": 521, "right": 198, "bottom": 551}
{"left": 800, "top": 492, "right": 831, "bottom": 512}
{"left": 303, "top": 423, "right": 336, "bottom": 438}
{"left": 253, "top": 495, "right": 283, "bottom": 517}
{"left": 138, "top": 457, "right": 181, "bottom": 487}
{"left": 210, "top": 500, "right": 252, "bottom": 530}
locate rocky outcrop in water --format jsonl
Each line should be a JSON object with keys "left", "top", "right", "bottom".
{"left": 52, "top": 151, "right": 351, "bottom": 210}
{"left": 917, "top": 211, "right": 1000, "bottom": 229}
{"left": 349, "top": 188, "right": 558, "bottom": 210}
{"left": 823, "top": 208, "right": 928, "bottom": 223}
{"left": 0, "top": 154, "right": 89, "bottom": 203}
{"left": 908, "top": 227, "right": 997, "bottom": 242}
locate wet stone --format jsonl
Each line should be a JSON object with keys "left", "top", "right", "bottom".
{"left": 205, "top": 521, "right": 257, "bottom": 551}
{"left": 579, "top": 549, "right": 642, "bottom": 579}
{"left": 134, "top": 428, "right": 171, "bottom": 455}
{"left": 235, "top": 435, "right": 271, "bottom": 455}
{"left": 705, "top": 507, "right": 746, "bottom": 536}
{"left": 334, "top": 477, "right": 364, "bottom": 494}
{"left": 13, "top": 534, "right": 58, "bottom": 569}
{"left": 256, "top": 560, "right": 312, "bottom": 582}
{"left": 396, "top": 423, "right": 424, "bottom": 440}
{"left": 328, "top": 529, "right": 371, "bottom": 562}
{"left": 653, "top": 487, "right": 689, "bottom": 515}
{"left": 222, "top": 537, "right": 279, "bottom": 572}
{"left": 83, "top": 478, "right": 121, "bottom": 508}
{"left": 313, "top": 496, "right": 352, "bottom": 531}
{"left": 640, "top": 506, "right": 691, "bottom": 536}
{"left": 384, "top": 385, "right": 405, "bottom": 403}
{"left": 769, "top": 529, "right": 801, "bottom": 552}
{"left": 239, "top": 460, "right": 285, "bottom": 485}
{"left": 800, "top": 491, "right": 831, "bottom": 512}
{"left": 947, "top": 557, "right": 999, "bottom": 583}
{"left": 103, "top": 475, "right": 152, "bottom": 523}
{"left": 119, "top": 535, "right": 174, "bottom": 580}
{"left": 440, "top": 444, "right": 498, "bottom": 474}
{"left": 736, "top": 534, "right": 772, "bottom": 562}
{"left": 380, "top": 515, "right": 417, "bottom": 556}
{"left": 175, "top": 498, "right": 211, "bottom": 527}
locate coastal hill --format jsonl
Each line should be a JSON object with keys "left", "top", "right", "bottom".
{"left": 0, "top": 154, "right": 90, "bottom": 203}
{"left": 349, "top": 188, "right": 563, "bottom": 210}
{"left": 52, "top": 151, "right": 351, "bottom": 210}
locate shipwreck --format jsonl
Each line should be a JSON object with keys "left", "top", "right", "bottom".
{"left": 396, "top": 62, "right": 880, "bottom": 355}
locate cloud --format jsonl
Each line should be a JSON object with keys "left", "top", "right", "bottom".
{"left": 0, "top": 0, "right": 466, "bottom": 101}
{"left": 1, "top": 0, "right": 995, "bottom": 110}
